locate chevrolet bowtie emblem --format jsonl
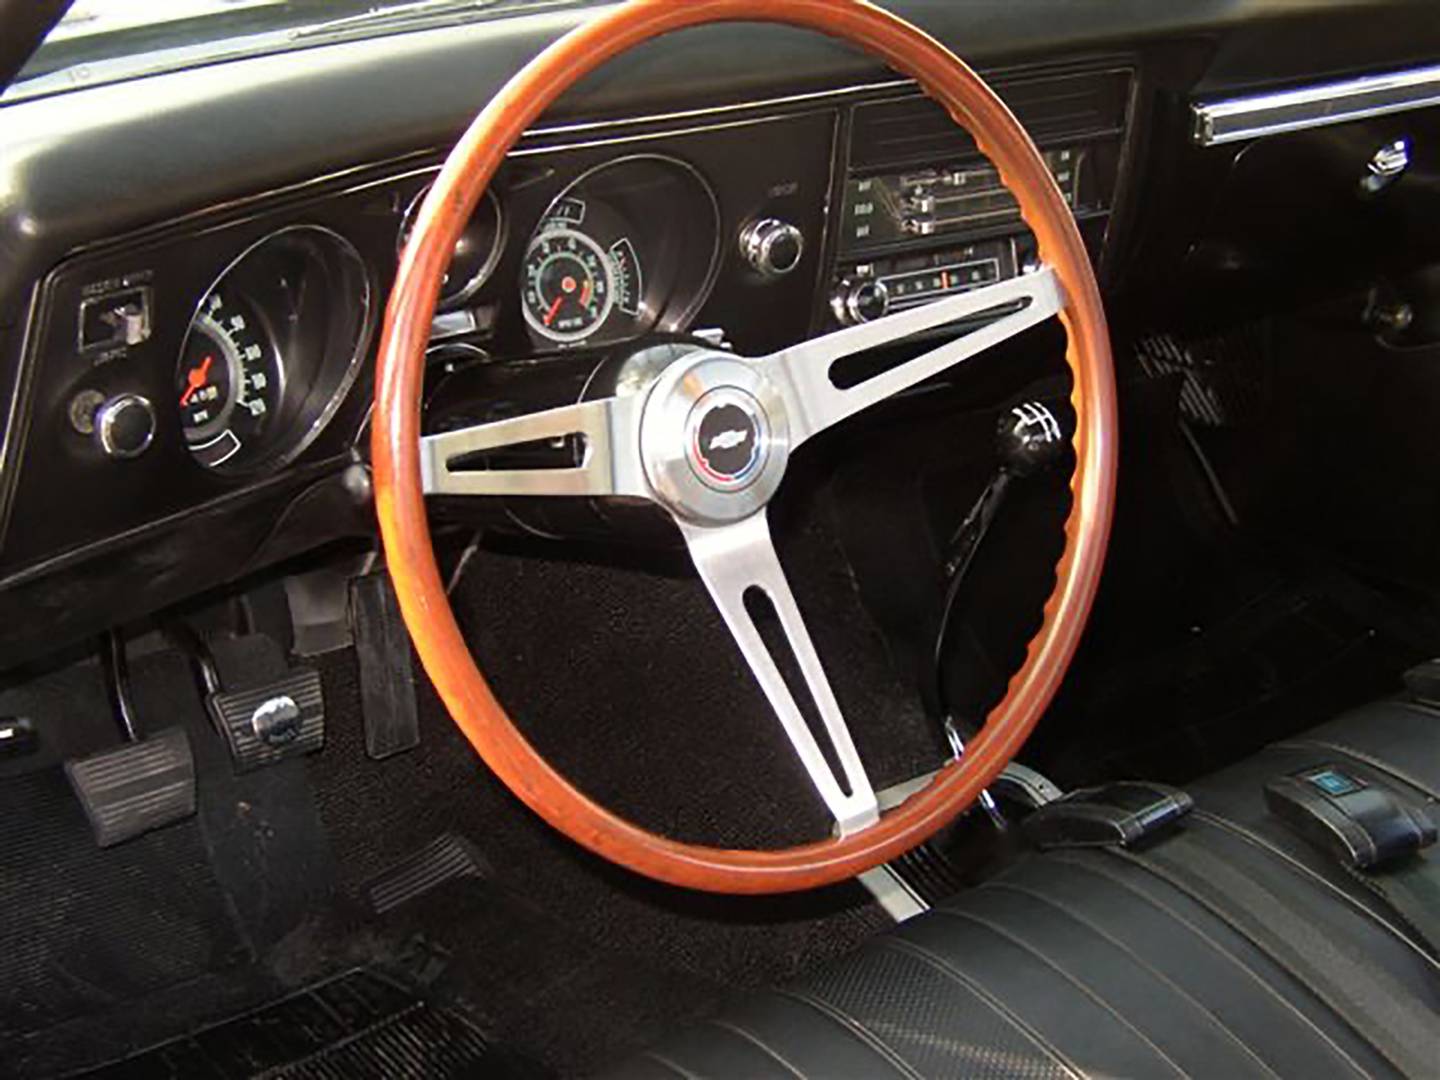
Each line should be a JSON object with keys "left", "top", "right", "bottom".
{"left": 708, "top": 429, "right": 750, "bottom": 452}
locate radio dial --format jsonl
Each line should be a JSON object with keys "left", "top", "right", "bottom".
{"left": 832, "top": 278, "right": 891, "bottom": 326}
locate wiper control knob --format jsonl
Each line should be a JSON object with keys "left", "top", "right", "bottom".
{"left": 740, "top": 218, "right": 805, "bottom": 278}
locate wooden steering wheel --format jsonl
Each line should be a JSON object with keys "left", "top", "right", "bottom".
{"left": 374, "top": 0, "right": 1117, "bottom": 894}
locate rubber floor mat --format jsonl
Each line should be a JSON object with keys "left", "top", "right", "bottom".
{"left": 80, "top": 968, "right": 541, "bottom": 1079}
{"left": 0, "top": 768, "right": 247, "bottom": 1042}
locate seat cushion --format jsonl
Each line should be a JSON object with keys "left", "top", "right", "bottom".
{"left": 609, "top": 700, "right": 1440, "bottom": 1078}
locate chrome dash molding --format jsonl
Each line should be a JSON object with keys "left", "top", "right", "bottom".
{"left": 1193, "top": 63, "right": 1440, "bottom": 146}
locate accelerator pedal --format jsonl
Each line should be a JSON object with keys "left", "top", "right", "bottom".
{"left": 64, "top": 727, "right": 195, "bottom": 847}
{"left": 350, "top": 571, "right": 420, "bottom": 760}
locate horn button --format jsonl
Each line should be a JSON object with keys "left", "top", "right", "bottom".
{"left": 639, "top": 353, "right": 790, "bottom": 525}
{"left": 688, "top": 391, "right": 766, "bottom": 490}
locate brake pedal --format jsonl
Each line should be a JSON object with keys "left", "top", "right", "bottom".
{"left": 65, "top": 726, "right": 195, "bottom": 847}
{"left": 208, "top": 667, "right": 325, "bottom": 771}
{"left": 167, "top": 626, "right": 327, "bottom": 773}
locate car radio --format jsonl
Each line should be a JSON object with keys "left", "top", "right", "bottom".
{"left": 831, "top": 238, "right": 1018, "bottom": 326}
{"left": 824, "top": 67, "right": 1130, "bottom": 328}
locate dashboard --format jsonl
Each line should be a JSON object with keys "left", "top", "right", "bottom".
{"left": 0, "top": 0, "right": 1436, "bottom": 668}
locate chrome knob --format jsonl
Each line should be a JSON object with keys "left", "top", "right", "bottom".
{"left": 832, "top": 278, "right": 890, "bottom": 326}
{"left": 740, "top": 218, "right": 804, "bottom": 277}
{"left": 95, "top": 393, "right": 156, "bottom": 459}
{"left": 1360, "top": 138, "right": 1410, "bottom": 196}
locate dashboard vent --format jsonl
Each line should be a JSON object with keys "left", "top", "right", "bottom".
{"left": 850, "top": 68, "right": 1130, "bottom": 172}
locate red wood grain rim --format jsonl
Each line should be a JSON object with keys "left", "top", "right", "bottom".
{"left": 373, "top": 0, "right": 1118, "bottom": 894}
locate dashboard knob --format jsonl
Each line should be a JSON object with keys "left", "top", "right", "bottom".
{"left": 832, "top": 278, "right": 891, "bottom": 326}
{"left": 94, "top": 393, "right": 156, "bottom": 459}
{"left": 740, "top": 218, "right": 805, "bottom": 277}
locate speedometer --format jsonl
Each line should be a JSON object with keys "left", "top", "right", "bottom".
{"left": 177, "top": 289, "right": 283, "bottom": 469}
{"left": 521, "top": 227, "right": 616, "bottom": 344}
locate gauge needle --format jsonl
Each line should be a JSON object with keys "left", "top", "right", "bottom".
{"left": 179, "top": 355, "right": 214, "bottom": 407}
{"left": 543, "top": 294, "right": 565, "bottom": 327}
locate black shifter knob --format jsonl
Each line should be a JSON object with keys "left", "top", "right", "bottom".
{"left": 996, "top": 401, "right": 1067, "bottom": 477}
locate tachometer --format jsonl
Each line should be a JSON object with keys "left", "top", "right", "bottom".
{"left": 521, "top": 227, "right": 616, "bottom": 344}
{"left": 177, "top": 289, "right": 282, "bottom": 469}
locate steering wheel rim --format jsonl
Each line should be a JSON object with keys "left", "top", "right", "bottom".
{"left": 374, "top": 0, "right": 1117, "bottom": 894}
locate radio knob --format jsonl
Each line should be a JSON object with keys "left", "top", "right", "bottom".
{"left": 740, "top": 218, "right": 805, "bottom": 278}
{"left": 832, "top": 278, "right": 891, "bottom": 326}
{"left": 94, "top": 393, "right": 156, "bottom": 459}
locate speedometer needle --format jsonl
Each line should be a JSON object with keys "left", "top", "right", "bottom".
{"left": 180, "top": 355, "right": 213, "bottom": 407}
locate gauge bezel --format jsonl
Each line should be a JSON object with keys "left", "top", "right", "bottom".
{"left": 177, "top": 224, "right": 373, "bottom": 476}
{"left": 537, "top": 153, "right": 724, "bottom": 336}
{"left": 398, "top": 185, "right": 507, "bottom": 309}
{"left": 520, "top": 224, "right": 620, "bottom": 344}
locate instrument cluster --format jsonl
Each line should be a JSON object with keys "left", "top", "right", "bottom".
{"left": 162, "top": 153, "right": 722, "bottom": 477}
{"left": 5, "top": 105, "right": 830, "bottom": 579}
{"left": 410, "top": 153, "right": 723, "bottom": 357}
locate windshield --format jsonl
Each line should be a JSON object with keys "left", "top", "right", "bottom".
{"left": 7, "top": 0, "right": 589, "bottom": 104}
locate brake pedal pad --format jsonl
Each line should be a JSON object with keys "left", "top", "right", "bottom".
{"left": 208, "top": 667, "right": 325, "bottom": 772}
{"left": 65, "top": 727, "right": 196, "bottom": 847}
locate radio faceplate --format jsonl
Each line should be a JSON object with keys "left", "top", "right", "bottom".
{"left": 825, "top": 69, "right": 1129, "bottom": 329}
{"left": 831, "top": 239, "right": 1020, "bottom": 328}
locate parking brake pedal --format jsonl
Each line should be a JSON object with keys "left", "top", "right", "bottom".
{"left": 66, "top": 728, "right": 195, "bottom": 847}
{"left": 65, "top": 632, "right": 196, "bottom": 847}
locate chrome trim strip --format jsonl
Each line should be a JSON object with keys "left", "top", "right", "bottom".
{"left": 526, "top": 77, "right": 914, "bottom": 138}
{"left": 1193, "top": 62, "right": 1440, "bottom": 146}
{"left": 858, "top": 865, "right": 929, "bottom": 922}
{"left": 507, "top": 109, "right": 829, "bottom": 158}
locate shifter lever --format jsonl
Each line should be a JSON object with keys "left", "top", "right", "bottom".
{"left": 940, "top": 403, "right": 1067, "bottom": 579}
{"left": 927, "top": 402, "right": 1068, "bottom": 751}
{"left": 996, "top": 401, "right": 1068, "bottom": 477}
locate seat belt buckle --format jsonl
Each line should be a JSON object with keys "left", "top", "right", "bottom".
{"left": 1021, "top": 780, "right": 1193, "bottom": 850}
{"left": 1265, "top": 765, "right": 1436, "bottom": 870}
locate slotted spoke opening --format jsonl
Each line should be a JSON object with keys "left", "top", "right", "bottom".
{"left": 444, "top": 431, "right": 585, "bottom": 473}
{"left": 829, "top": 298, "right": 1034, "bottom": 390}
{"left": 742, "top": 585, "right": 853, "bottom": 798}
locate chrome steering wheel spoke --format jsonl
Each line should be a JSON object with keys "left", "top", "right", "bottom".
{"left": 679, "top": 511, "right": 879, "bottom": 835}
{"left": 758, "top": 264, "right": 1065, "bottom": 448}
{"left": 420, "top": 395, "right": 649, "bottom": 498}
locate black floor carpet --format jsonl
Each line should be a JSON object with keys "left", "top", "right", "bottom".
{"left": 0, "top": 647, "right": 370, "bottom": 1080}
{"left": 1030, "top": 549, "right": 1437, "bottom": 788}
{"left": 1, "top": 504, "right": 928, "bottom": 1077}
{"left": 302, "top": 512, "right": 929, "bottom": 1073}
{"left": 0, "top": 767, "right": 248, "bottom": 1047}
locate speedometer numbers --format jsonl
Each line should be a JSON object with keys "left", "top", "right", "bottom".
{"left": 521, "top": 227, "right": 617, "bottom": 344}
{"left": 177, "top": 290, "right": 281, "bottom": 469}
